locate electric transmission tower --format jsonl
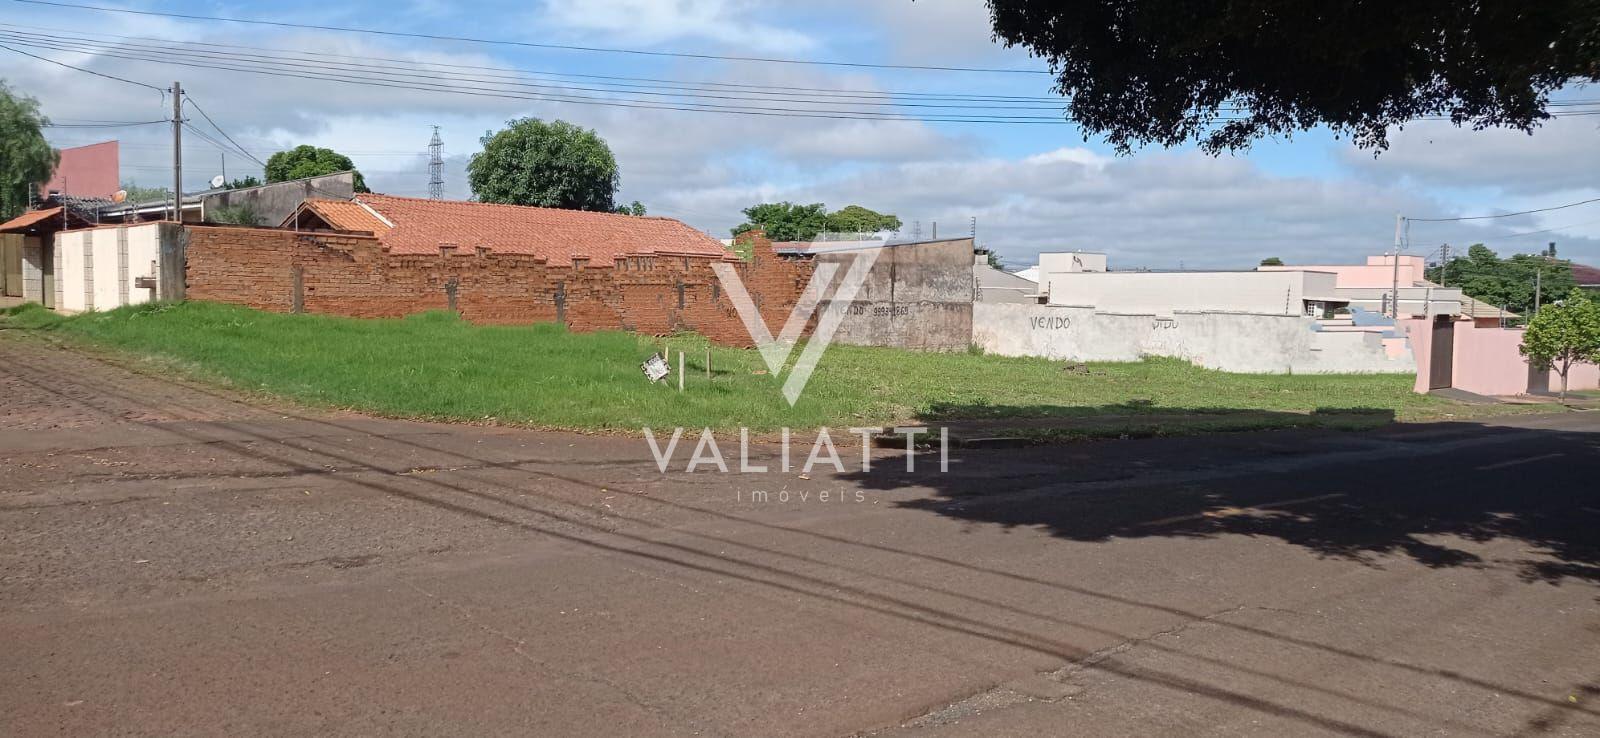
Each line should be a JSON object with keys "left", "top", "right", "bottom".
{"left": 427, "top": 126, "right": 444, "bottom": 200}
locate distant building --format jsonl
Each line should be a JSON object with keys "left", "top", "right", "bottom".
{"left": 41, "top": 141, "right": 120, "bottom": 200}
{"left": 1573, "top": 262, "right": 1600, "bottom": 295}
{"left": 973, "top": 253, "right": 1038, "bottom": 304}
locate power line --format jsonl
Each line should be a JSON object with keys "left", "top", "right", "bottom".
{"left": 0, "top": 36, "right": 1079, "bottom": 125}
{"left": 0, "top": 40, "right": 162, "bottom": 90}
{"left": 43, "top": 119, "right": 166, "bottom": 127}
{"left": 12, "top": 0, "right": 1053, "bottom": 75}
{"left": 184, "top": 95, "right": 268, "bottom": 168}
{"left": 1494, "top": 216, "right": 1600, "bottom": 240}
{"left": 0, "top": 29, "right": 1071, "bottom": 112}
{"left": 1407, "top": 196, "right": 1600, "bottom": 222}
{"left": 15, "top": 33, "right": 1598, "bottom": 129}
{"left": 0, "top": 21, "right": 1067, "bottom": 103}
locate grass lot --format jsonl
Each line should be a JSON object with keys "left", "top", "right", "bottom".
{"left": 1, "top": 301, "right": 1541, "bottom": 436}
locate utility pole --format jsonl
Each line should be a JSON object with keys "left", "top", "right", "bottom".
{"left": 1535, "top": 267, "right": 1543, "bottom": 315}
{"left": 1390, "top": 214, "right": 1403, "bottom": 318}
{"left": 170, "top": 81, "right": 183, "bottom": 222}
{"left": 427, "top": 125, "right": 444, "bottom": 200}
{"left": 1438, "top": 243, "right": 1450, "bottom": 288}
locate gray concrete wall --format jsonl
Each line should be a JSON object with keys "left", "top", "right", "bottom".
{"left": 201, "top": 172, "right": 356, "bottom": 227}
{"left": 820, "top": 237, "right": 976, "bottom": 352}
{"left": 20, "top": 236, "right": 43, "bottom": 304}
{"left": 973, "top": 302, "right": 1415, "bottom": 374}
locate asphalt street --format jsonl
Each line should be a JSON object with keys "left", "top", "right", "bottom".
{"left": 2, "top": 336, "right": 1598, "bottom": 736}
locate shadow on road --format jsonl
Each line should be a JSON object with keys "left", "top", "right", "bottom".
{"left": 841, "top": 404, "right": 1600, "bottom": 586}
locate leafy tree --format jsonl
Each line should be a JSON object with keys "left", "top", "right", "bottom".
{"left": 207, "top": 204, "right": 264, "bottom": 226}
{"left": 119, "top": 181, "right": 172, "bottom": 205}
{"left": 731, "top": 202, "right": 902, "bottom": 242}
{"left": 468, "top": 118, "right": 619, "bottom": 211}
{"left": 264, "top": 145, "right": 368, "bottom": 192}
{"left": 731, "top": 202, "right": 829, "bottom": 242}
{"left": 0, "top": 80, "right": 58, "bottom": 220}
{"left": 1428, "top": 244, "right": 1575, "bottom": 316}
{"left": 984, "top": 1, "right": 1600, "bottom": 153}
{"left": 227, "top": 176, "right": 261, "bottom": 189}
{"left": 983, "top": 251, "right": 1004, "bottom": 269}
{"left": 824, "top": 204, "right": 902, "bottom": 235}
{"left": 613, "top": 200, "right": 646, "bottom": 216}
{"left": 1520, "top": 290, "right": 1600, "bottom": 400}
{"left": 1259, "top": 257, "right": 1284, "bottom": 266}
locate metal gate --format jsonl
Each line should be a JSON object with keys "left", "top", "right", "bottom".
{"left": 1428, "top": 316, "right": 1455, "bottom": 390}
{"left": 1, "top": 235, "right": 21, "bottom": 297}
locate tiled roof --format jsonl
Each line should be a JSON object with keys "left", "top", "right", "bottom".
{"left": 308, "top": 194, "right": 731, "bottom": 265}
{"left": 0, "top": 207, "right": 64, "bottom": 233}
{"left": 293, "top": 199, "right": 391, "bottom": 234}
{"left": 1572, "top": 262, "right": 1600, "bottom": 286}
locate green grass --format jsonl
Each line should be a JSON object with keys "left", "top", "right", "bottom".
{"left": 1, "top": 301, "right": 1540, "bottom": 434}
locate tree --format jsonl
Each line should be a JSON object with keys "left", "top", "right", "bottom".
{"left": 730, "top": 202, "right": 902, "bottom": 242}
{"left": 731, "top": 202, "right": 829, "bottom": 242}
{"left": 265, "top": 145, "right": 368, "bottom": 192}
{"left": 468, "top": 118, "right": 619, "bottom": 211}
{"left": 984, "top": 1, "right": 1600, "bottom": 153}
{"left": 207, "top": 204, "right": 264, "bottom": 226}
{"left": 1259, "top": 257, "right": 1284, "bottom": 267}
{"left": 119, "top": 182, "right": 171, "bottom": 205}
{"left": 824, "top": 204, "right": 902, "bottom": 235}
{"left": 0, "top": 80, "right": 58, "bottom": 221}
{"left": 1428, "top": 244, "right": 1575, "bottom": 316}
{"left": 1520, "top": 290, "right": 1600, "bottom": 400}
{"left": 613, "top": 200, "right": 646, "bottom": 216}
{"left": 227, "top": 176, "right": 261, "bottom": 189}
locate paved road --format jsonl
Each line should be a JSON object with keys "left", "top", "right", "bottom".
{"left": 2, "top": 336, "right": 1598, "bottom": 736}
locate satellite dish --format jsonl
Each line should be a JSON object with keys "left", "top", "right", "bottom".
{"left": 210, "top": 175, "right": 227, "bottom": 189}
{"left": 112, "top": 189, "right": 127, "bottom": 203}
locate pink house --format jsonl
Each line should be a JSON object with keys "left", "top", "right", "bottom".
{"left": 42, "top": 141, "right": 120, "bottom": 200}
{"left": 1260, "top": 254, "right": 1426, "bottom": 288}
{"left": 1406, "top": 316, "right": 1600, "bottom": 396}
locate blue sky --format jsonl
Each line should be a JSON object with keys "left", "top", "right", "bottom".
{"left": 4, "top": 0, "right": 1598, "bottom": 269}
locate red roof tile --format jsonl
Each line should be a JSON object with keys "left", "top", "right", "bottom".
{"left": 320, "top": 194, "right": 730, "bottom": 265}
{"left": 0, "top": 207, "right": 64, "bottom": 233}
{"left": 291, "top": 199, "right": 391, "bottom": 234}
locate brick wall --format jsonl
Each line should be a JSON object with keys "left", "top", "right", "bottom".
{"left": 183, "top": 225, "right": 814, "bottom": 346}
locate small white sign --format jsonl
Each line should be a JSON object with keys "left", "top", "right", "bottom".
{"left": 641, "top": 353, "right": 670, "bottom": 383}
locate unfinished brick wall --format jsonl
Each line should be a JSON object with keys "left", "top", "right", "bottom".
{"left": 182, "top": 225, "right": 814, "bottom": 346}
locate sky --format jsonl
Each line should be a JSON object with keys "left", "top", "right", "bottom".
{"left": 3, "top": 0, "right": 1598, "bottom": 270}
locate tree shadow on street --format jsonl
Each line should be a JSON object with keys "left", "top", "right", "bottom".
{"left": 843, "top": 405, "right": 1600, "bottom": 586}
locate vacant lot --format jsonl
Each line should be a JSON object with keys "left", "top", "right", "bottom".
{"left": 2, "top": 301, "right": 1533, "bottom": 433}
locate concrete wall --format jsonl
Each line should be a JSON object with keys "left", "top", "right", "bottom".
{"left": 22, "top": 237, "right": 43, "bottom": 304}
{"left": 974, "top": 302, "right": 1415, "bottom": 374}
{"left": 1045, "top": 270, "right": 1340, "bottom": 317}
{"left": 822, "top": 238, "right": 975, "bottom": 351}
{"left": 1406, "top": 318, "right": 1600, "bottom": 395}
{"left": 202, "top": 172, "right": 357, "bottom": 227}
{"left": 1, "top": 234, "right": 20, "bottom": 297}
{"left": 52, "top": 224, "right": 171, "bottom": 312}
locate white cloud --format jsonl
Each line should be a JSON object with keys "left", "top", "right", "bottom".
{"left": 535, "top": 0, "right": 815, "bottom": 53}
{"left": 1340, "top": 116, "right": 1600, "bottom": 196}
